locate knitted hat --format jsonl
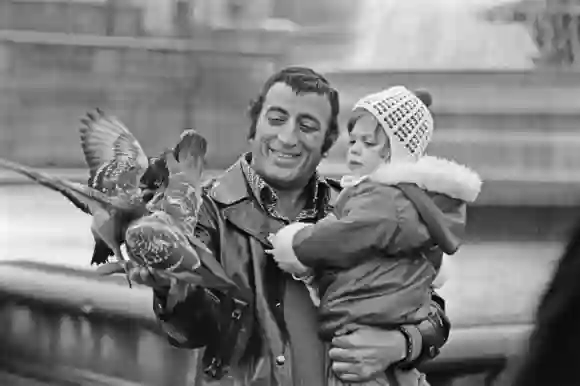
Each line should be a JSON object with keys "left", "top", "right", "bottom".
{"left": 353, "top": 86, "right": 434, "bottom": 163}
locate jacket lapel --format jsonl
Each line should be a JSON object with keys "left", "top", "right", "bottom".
{"left": 225, "top": 202, "right": 286, "bottom": 247}
{"left": 208, "top": 161, "right": 292, "bottom": 384}
{"left": 208, "top": 161, "right": 285, "bottom": 248}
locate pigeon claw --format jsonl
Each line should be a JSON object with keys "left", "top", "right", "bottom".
{"left": 122, "top": 261, "right": 134, "bottom": 289}
{"left": 166, "top": 277, "right": 190, "bottom": 313}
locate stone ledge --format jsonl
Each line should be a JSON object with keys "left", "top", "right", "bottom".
{"left": 326, "top": 69, "right": 580, "bottom": 115}
{"left": 0, "top": 29, "right": 289, "bottom": 56}
{"left": 1, "top": 164, "right": 579, "bottom": 207}
{"left": 0, "top": 359, "right": 145, "bottom": 386}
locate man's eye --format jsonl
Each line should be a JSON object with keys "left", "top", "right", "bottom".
{"left": 268, "top": 116, "right": 285, "bottom": 124}
{"left": 300, "top": 124, "right": 316, "bottom": 132}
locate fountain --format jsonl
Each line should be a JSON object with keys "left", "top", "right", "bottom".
{"left": 341, "top": 0, "right": 539, "bottom": 70}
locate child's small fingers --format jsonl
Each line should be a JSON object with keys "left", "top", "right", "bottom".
{"left": 334, "top": 324, "right": 360, "bottom": 337}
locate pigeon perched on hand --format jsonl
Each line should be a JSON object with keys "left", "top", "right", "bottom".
{"left": 123, "top": 129, "right": 232, "bottom": 309}
{"left": 79, "top": 108, "right": 171, "bottom": 266}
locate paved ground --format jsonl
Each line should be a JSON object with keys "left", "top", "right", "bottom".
{"left": 0, "top": 185, "right": 564, "bottom": 327}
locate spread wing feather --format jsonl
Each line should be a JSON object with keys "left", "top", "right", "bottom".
{"left": 79, "top": 109, "right": 149, "bottom": 182}
{"left": 0, "top": 157, "right": 122, "bottom": 215}
{"left": 0, "top": 158, "right": 92, "bottom": 214}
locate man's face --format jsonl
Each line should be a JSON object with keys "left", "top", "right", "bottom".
{"left": 250, "top": 82, "right": 331, "bottom": 189}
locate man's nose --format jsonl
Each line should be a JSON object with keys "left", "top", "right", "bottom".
{"left": 277, "top": 122, "right": 298, "bottom": 146}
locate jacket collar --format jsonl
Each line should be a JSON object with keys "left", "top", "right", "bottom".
{"left": 208, "top": 154, "right": 337, "bottom": 214}
{"left": 369, "top": 155, "right": 482, "bottom": 202}
{"left": 206, "top": 158, "right": 339, "bottom": 248}
{"left": 206, "top": 160, "right": 285, "bottom": 249}
{"left": 207, "top": 159, "right": 250, "bottom": 206}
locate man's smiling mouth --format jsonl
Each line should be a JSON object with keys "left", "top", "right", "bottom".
{"left": 268, "top": 148, "right": 301, "bottom": 159}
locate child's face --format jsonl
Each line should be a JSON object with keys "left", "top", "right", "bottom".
{"left": 346, "top": 111, "right": 390, "bottom": 176}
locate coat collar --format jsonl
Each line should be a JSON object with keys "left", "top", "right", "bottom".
{"left": 205, "top": 157, "right": 340, "bottom": 248}
{"left": 369, "top": 155, "right": 482, "bottom": 202}
{"left": 207, "top": 159, "right": 250, "bottom": 206}
{"left": 207, "top": 155, "right": 337, "bottom": 215}
{"left": 205, "top": 160, "right": 274, "bottom": 247}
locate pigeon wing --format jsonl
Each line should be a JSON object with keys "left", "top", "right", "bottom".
{"left": 79, "top": 109, "right": 149, "bottom": 186}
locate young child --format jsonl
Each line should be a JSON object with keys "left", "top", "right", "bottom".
{"left": 268, "top": 86, "right": 482, "bottom": 385}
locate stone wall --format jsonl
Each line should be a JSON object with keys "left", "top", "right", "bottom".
{"left": 0, "top": 29, "right": 289, "bottom": 168}
{"left": 0, "top": 0, "right": 144, "bottom": 36}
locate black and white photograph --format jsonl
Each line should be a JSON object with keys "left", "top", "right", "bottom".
{"left": 0, "top": 0, "right": 576, "bottom": 385}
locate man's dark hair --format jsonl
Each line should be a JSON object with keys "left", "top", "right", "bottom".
{"left": 247, "top": 66, "right": 340, "bottom": 154}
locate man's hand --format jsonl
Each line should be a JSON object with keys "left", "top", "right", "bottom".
{"left": 329, "top": 325, "right": 407, "bottom": 382}
{"left": 127, "top": 266, "right": 172, "bottom": 290}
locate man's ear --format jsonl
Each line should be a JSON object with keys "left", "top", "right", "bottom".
{"left": 246, "top": 137, "right": 255, "bottom": 154}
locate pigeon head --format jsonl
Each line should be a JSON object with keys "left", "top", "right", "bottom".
{"left": 173, "top": 129, "right": 208, "bottom": 164}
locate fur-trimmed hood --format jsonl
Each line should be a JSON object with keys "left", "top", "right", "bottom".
{"left": 369, "top": 155, "right": 482, "bottom": 203}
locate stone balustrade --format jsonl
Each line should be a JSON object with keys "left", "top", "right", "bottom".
{"left": 0, "top": 260, "right": 529, "bottom": 386}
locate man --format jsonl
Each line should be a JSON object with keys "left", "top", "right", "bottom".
{"left": 129, "top": 66, "right": 450, "bottom": 385}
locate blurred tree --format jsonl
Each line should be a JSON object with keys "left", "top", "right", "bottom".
{"left": 485, "top": 0, "right": 580, "bottom": 68}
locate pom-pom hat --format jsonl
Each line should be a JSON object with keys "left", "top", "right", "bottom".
{"left": 353, "top": 86, "right": 434, "bottom": 163}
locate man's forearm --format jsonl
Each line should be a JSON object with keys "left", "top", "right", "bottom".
{"left": 153, "top": 286, "right": 219, "bottom": 348}
{"left": 399, "top": 290, "right": 450, "bottom": 368}
{"left": 152, "top": 200, "right": 224, "bottom": 348}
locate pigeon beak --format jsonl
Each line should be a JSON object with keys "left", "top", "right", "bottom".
{"left": 160, "top": 148, "right": 173, "bottom": 158}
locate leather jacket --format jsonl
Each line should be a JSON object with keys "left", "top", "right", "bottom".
{"left": 152, "top": 160, "right": 451, "bottom": 385}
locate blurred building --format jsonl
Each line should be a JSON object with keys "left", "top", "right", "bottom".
{"left": 0, "top": 0, "right": 579, "bottom": 217}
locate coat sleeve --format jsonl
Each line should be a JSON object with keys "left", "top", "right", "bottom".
{"left": 291, "top": 184, "right": 405, "bottom": 269}
{"left": 152, "top": 197, "right": 221, "bottom": 348}
{"left": 401, "top": 289, "right": 451, "bottom": 369}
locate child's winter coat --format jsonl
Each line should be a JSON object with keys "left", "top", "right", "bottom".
{"left": 271, "top": 156, "right": 482, "bottom": 341}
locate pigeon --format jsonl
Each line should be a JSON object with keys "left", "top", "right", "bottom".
{"left": 78, "top": 108, "right": 171, "bottom": 265}
{"left": 122, "top": 129, "right": 238, "bottom": 310}
{"left": 0, "top": 156, "right": 149, "bottom": 286}
{"left": 0, "top": 125, "right": 238, "bottom": 302}
{"left": 0, "top": 109, "right": 170, "bottom": 285}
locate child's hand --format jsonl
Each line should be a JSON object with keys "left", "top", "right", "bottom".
{"left": 267, "top": 247, "right": 310, "bottom": 276}
{"left": 266, "top": 242, "right": 310, "bottom": 276}
{"left": 433, "top": 254, "right": 452, "bottom": 289}
{"left": 266, "top": 223, "right": 312, "bottom": 276}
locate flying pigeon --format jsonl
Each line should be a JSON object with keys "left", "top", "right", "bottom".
{"left": 0, "top": 157, "right": 149, "bottom": 286}
{"left": 78, "top": 109, "right": 171, "bottom": 265}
